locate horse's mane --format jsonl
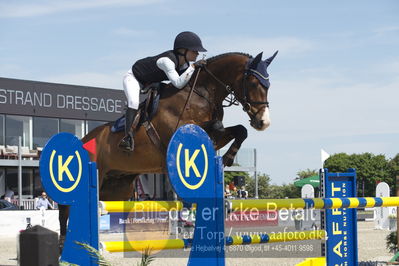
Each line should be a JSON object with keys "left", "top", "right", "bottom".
{"left": 206, "top": 52, "right": 252, "bottom": 63}
{"left": 160, "top": 52, "right": 253, "bottom": 99}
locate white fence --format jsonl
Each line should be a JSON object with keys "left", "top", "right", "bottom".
{"left": 0, "top": 210, "right": 59, "bottom": 237}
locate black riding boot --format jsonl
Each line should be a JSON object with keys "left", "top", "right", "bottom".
{"left": 119, "top": 108, "right": 138, "bottom": 151}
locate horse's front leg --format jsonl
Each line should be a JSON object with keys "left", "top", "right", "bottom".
{"left": 207, "top": 123, "right": 247, "bottom": 167}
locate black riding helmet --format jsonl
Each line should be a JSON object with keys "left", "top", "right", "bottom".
{"left": 174, "top": 31, "right": 207, "bottom": 52}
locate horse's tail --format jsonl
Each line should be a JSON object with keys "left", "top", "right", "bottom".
{"left": 81, "top": 122, "right": 112, "bottom": 144}
{"left": 81, "top": 122, "right": 113, "bottom": 163}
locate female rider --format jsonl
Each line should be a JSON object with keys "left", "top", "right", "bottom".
{"left": 120, "top": 31, "right": 207, "bottom": 151}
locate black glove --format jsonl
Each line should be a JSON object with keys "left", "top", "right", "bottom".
{"left": 194, "top": 59, "right": 207, "bottom": 68}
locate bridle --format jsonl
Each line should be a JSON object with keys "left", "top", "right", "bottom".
{"left": 175, "top": 60, "right": 269, "bottom": 131}
{"left": 202, "top": 64, "right": 269, "bottom": 118}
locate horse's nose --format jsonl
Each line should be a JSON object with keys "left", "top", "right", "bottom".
{"left": 251, "top": 117, "right": 270, "bottom": 131}
{"left": 250, "top": 118, "right": 263, "bottom": 130}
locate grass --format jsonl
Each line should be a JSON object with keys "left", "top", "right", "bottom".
{"left": 60, "top": 242, "right": 156, "bottom": 266}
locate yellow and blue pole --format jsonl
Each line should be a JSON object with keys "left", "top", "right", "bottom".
{"left": 100, "top": 200, "right": 183, "bottom": 214}
{"left": 100, "top": 197, "right": 399, "bottom": 214}
{"left": 229, "top": 197, "right": 399, "bottom": 211}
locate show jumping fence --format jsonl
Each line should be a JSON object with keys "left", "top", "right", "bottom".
{"left": 39, "top": 127, "right": 398, "bottom": 266}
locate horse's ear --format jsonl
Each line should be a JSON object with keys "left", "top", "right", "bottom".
{"left": 249, "top": 52, "right": 263, "bottom": 69}
{"left": 265, "top": 50, "right": 278, "bottom": 66}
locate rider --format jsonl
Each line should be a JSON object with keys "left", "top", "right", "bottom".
{"left": 119, "top": 31, "right": 207, "bottom": 152}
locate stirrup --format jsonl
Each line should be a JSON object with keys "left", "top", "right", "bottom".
{"left": 119, "top": 135, "right": 134, "bottom": 151}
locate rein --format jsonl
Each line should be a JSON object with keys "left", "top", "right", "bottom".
{"left": 174, "top": 68, "right": 202, "bottom": 132}
{"left": 202, "top": 67, "right": 238, "bottom": 107}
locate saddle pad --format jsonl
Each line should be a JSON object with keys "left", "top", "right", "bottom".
{"left": 111, "top": 87, "right": 161, "bottom": 133}
{"left": 111, "top": 116, "right": 125, "bottom": 133}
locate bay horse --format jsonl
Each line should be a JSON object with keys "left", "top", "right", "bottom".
{"left": 58, "top": 51, "right": 278, "bottom": 245}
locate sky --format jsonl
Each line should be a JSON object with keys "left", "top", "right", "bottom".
{"left": 1, "top": 0, "right": 398, "bottom": 185}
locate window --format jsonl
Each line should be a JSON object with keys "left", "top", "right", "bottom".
{"left": 33, "top": 117, "right": 58, "bottom": 148}
{"left": 5, "top": 115, "right": 31, "bottom": 147}
{"left": 0, "top": 115, "right": 4, "bottom": 145}
{"left": 0, "top": 169, "right": 4, "bottom": 195}
{"left": 86, "top": 120, "right": 107, "bottom": 134}
{"left": 60, "top": 119, "right": 84, "bottom": 138}
{"left": 5, "top": 168, "right": 34, "bottom": 197}
{"left": 33, "top": 168, "right": 43, "bottom": 197}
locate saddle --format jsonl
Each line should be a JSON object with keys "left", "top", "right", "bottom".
{"left": 111, "top": 83, "right": 165, "bottom": 151}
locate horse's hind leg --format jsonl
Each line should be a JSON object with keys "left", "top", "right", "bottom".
{"left": 100, "top": 174, "right": 138, "bottom": 201}
{"left": 211, "top": 124, "right": 248, "bottom": 167}
{"left": 58, "top": 204, "right": 70, "bottom": 251}
{"left": 58, "top": 168, "right": 107, "bottom": 252}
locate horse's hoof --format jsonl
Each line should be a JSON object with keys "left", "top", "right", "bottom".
{"left": 223, "top": 156, "right": 234, "bottom": 167}
{"left": 59, "top": 235, "right": 65, "bottom": 253}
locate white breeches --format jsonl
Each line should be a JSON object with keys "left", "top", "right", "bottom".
{"left": 123, "top": 69, "right": 141, "bottom": 110}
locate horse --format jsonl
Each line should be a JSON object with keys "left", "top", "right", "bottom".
{"left": 58, "top": 51, "right": 278, "bottom": 245}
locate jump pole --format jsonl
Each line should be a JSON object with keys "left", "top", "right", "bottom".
{"left": 100, "top": 200, "right": 184, "bottom": 213}
{"left": 228, "top": 197, "right": 399, "bottom": 211}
